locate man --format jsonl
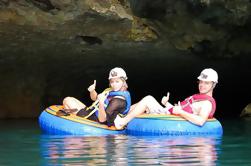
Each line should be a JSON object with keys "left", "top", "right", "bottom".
{"left": 114, "top": 68, "right": 218, "bottom": 129}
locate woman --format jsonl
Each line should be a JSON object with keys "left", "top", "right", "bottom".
{"left": 58, "top": 67, "right": 131, "bottom": 127}
{"left": 114, "top": 68, "right": 218, "bottom": 129}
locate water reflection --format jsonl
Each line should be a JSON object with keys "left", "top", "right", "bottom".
{"left": 128, "top": 136, "right": 220, "bottom": 165}
{"left": 40, "top": 134, "right": 221, "bottom": 165}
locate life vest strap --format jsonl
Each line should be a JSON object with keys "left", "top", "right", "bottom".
{"left": 83, "top": 107, "right": 96, "bottom": 119}
{"left": 82, "top": 88, "right": 111, "bottom": 118}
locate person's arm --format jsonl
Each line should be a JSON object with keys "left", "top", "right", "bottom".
{"left": 90, "top": 90, "right": 98, "bottom": 101}
{"left": 97, "top": 93, "right": 107, "bottom": 122}
{"left": 172, "top": 101, "right": 212, "bottom": 126}
{"left": 105, "top": 98, "right": 126, "bottom": 126}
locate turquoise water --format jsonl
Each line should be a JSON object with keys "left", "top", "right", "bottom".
{"left": 0, "top": 119, "right": 251, "bottom": 165}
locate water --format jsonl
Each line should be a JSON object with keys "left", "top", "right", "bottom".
{"left": 0, "top": 119, "right": 251, "bottom": 165}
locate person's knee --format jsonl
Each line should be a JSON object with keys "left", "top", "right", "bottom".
{"left": 63, "top": 97, "right": 73, "bottom": 105}
{"left": 143, "top": 95, "right": 155, "bottom": 103}
{"left": 139, "top": 95, "right": 155, "bottom": 105}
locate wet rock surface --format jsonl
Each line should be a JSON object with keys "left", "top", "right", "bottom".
{"left": 240, "top": 103, "right": 251, "bottom": 119}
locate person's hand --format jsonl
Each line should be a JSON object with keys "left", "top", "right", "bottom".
{"left": 88, "top": 80, "right": 96, "bottom": 92}
{"left": 97, "top": 93, "right": 106, "bottom": 104}
{"left": 161, "top": 92, "right": 170, "bottom": 105}
{"left": 172, "top": 101, "right": 182, "bottom": 114}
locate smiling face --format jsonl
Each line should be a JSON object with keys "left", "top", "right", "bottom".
{"left": 198, "top": 80, "right": 215, "bottom": 96}
{"left": 109, "top": 77, "right": 124, "bottom": 91}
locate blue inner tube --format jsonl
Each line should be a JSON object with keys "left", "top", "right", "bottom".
{"left": 39, "top": 105, "right": 223, "bottom": 136}
{"left": 126, "top": 114, "right": 223, "bottom": 136}
{"left": 39, "top": 105, "right": 125, "bottom": 136}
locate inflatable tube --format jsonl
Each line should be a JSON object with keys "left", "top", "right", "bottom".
{"left": 39, "top": 105, "right": 223, "bottom": 136}
{"left": 126, "top": 114, "right": 223, "bottom": 136}
{"left": 39, "top": 105, "right": 125, "bottom": 136}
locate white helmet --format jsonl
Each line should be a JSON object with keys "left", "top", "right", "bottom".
{"left": 108, "top": 67, "right": 128, "bottom": 80}
{"left": 197, "top": 68, "right": 218, "bottom": 83}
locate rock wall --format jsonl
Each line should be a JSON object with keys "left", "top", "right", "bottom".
{"left": 0, "top": 0, "right": 251, "bottom": 118}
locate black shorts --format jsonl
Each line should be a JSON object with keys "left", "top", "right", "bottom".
{"left": 76, "top": 107, "right": 99, "bottom": 122}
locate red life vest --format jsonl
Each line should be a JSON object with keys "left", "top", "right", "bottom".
{"left": 169, "top": 94, "right": 216, "bottom": 118}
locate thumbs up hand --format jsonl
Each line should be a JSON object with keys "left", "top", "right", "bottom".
{"left": 161, "top": 92, "right": 170, "bottom": 106}
{"left": 172, "top": 101, "right": 182, "bottom": 114}
{"left": 88, "top": 80, "right": 96, "bottom": 92}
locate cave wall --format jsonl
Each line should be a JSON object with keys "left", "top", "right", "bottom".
{"left": 0, "top": 0, "right": 251, "bottom": 118}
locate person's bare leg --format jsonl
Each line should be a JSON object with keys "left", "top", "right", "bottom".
{"left": 63, "top": 97, "right": 87, "bottom": 114}
{"left": 122, "top": 98, "right": 149, "bottom": 124}
{"left": 114, "top": 95, "right": 162, "bottom": 129}
{"left": 123, "top": 95, "right": 163, "bottom": 124}
{"left": 127, "top": 103, "right": 138, "bottom": 113}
